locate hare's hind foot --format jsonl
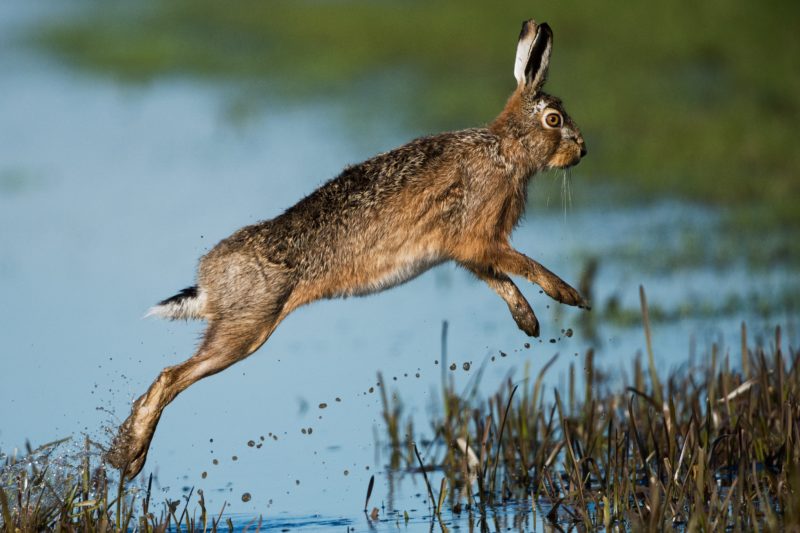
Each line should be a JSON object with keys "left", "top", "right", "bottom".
{"left": 106, "top": 410, "right": 152, "bottom": 480}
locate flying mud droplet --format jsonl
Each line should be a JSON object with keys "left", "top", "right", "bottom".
{"left": 201, "top": 471, "right": 207, "bottom": 479}
{"left": 449, "top": 363, "right": 456, "bottom": 371}
{"left": 344, "top": 470, "right": 349, "bottom": 476}
{"left": 565, "top": 328, "right": 574, "bottom": 338}
{"left": 212, "top": 459, "right": 219, "bottom": 465}
{"left": 232, "top": 455, "right": 238, "bottom": 461}
{"left": 241, "top": 492, "right": 251, "bottom": 502}
{"left": 549, "top": 338, "right": 556, "bottom": 343}
{"left": 524, "top": 343, "right": 531, "bottom": 349}
{"left": 462, "top": 362, "right": 471, "bottom": 371}
{"left": 500, "top": 351, "right": 507, "bottom": 357}
{"left": 247, "top": 440, "right": 255, "bottom": 447}
{"left": 319, "top": 403, "right": 327, "bottom": 409}
{"left": 302, "top": 428, "right": 307, "bottom": 434}
{"left": 335, "top": 397, "right": 341, "bottom": 402}
{"left": 295, "top": 479, "right": 300, "bottom": 485}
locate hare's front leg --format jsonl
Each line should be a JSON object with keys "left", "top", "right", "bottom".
{"left": 493, "top": 247, "right": 590, "bottom": 309}
{"left": 464, "top": 265, "right": 540, "bottom": 337}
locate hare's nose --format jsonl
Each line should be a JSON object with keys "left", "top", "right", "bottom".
{"left": 580, "top": 144, "right": 587, "bottom": 158}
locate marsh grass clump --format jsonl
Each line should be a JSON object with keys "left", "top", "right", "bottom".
{"left": 384, "top": 312, "right": 800, "bottom": 529}
{"left": 0, "top": 438, "right": 241, "bottom": 532}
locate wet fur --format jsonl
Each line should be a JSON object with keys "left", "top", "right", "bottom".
{"left": 108, "top": 19, "right": 588, "bottom": 479}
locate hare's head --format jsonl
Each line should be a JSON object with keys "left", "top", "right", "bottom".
{"left": 492, "top": 20, "right": 586, "bottom": 171}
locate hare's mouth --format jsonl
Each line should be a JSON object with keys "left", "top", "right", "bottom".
{"left": 549, "top": 149, "right": 583, "bottom": 169}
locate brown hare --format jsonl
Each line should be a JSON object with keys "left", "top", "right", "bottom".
{"left": 108, "top": 19, "right": 588, "bottom": 479}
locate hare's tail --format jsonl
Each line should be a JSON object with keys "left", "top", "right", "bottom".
{"left": 145, "top": 286, "right": 207, "bottom": 320}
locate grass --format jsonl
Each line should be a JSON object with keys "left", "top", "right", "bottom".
{"left": 0, "top": 438, "right": 247, "bottom": 532}
{"left": 26, "top": 0, "right": 800, "bottom": 230}
{"left": 379, "top": 288, "right": 800, "bottom": 530}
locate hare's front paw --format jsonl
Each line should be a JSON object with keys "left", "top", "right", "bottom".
{"left": 511, "top": 306, "right": 540, "bottom": 337}
{"left": 544, "top": 280, "right": 591, "bottom": 310}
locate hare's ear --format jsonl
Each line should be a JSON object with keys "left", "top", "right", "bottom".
{"left": 513, "top": 20, "right": 553, "bottom": 92}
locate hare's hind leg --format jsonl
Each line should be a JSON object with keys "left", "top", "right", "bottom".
{"left": 464, "top": 265, "right": 540, "bottom": 337}
{"left": 107, "top": 311, "right": 284, "bottom": 480}
{"left": 494, "top": 248, "right": 590, "bottom": 309}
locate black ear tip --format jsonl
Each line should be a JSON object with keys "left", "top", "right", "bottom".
{"left": 539, "top": 22, "right": 553, "bottom": 38}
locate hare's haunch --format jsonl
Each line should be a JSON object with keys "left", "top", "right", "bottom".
{"left": 108, "top": 19, "right": 588, "bottom": 479}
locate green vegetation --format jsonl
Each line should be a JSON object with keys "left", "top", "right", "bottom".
{"left": 380, "top": 299, "right": 800, "bottom": 529}
{"left": 30, "top": 0, "right": 800, "bottom": 228}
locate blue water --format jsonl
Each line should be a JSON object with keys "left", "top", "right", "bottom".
{"left": 0, "top": 2, "right": 797, "bottom": 530}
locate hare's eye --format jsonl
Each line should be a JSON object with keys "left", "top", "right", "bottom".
{"left": 543, "top": 112, "right": 563, "bottom": 129}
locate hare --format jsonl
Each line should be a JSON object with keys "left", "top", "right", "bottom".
{"left": 107, "top": 19, "right": 588, "bottom": 479}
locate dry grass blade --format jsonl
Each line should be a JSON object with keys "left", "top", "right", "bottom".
{"left": 364, "top": 474, "right": 375, "bottom": 512}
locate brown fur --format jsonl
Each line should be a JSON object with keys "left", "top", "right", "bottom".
{"left": 107, "top": 19, "right": 588, "bottom": 479}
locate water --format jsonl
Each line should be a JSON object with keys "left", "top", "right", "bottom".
{"left": 0, "top": 2, "right": 797, "bottom": 530}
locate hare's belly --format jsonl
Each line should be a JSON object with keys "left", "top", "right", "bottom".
{"left": 345, "top": 252, "right": 443, "bottom": 297}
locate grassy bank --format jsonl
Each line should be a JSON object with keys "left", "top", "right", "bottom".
{"left": 29, "top": 0, "right": 800, "bottom": 228}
